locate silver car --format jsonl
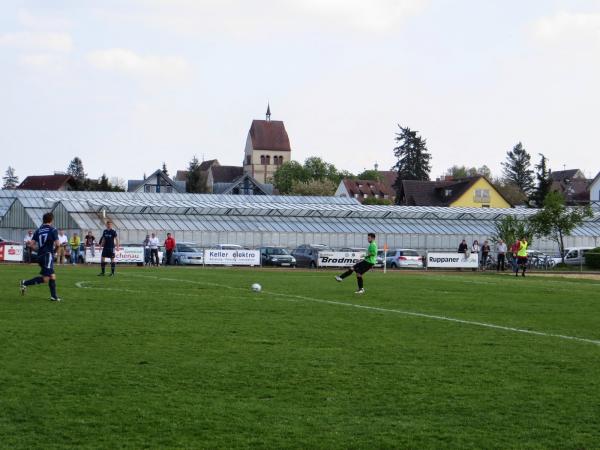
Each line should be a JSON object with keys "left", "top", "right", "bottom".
{"left": 172, "top": 242, "right": 204, "bottom": 265}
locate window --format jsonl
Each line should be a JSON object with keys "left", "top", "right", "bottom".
{"left": 474, "top": 189, "right": 490, "bottom": 203}
{"left": 260, "top": 155, "right": 265, "bottom": 165}
{"left": 266, "top": 155, "right": 271, "bottom": 165}
{"left": 144, "top": 185, "right": 152, "bottom": 193}
{"left": 444, "top": 189, "right": 452, "bottom": 197}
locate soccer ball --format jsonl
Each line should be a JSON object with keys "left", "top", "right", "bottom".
{"left": 251, "top": 283, "right": 262, "bottom": 292}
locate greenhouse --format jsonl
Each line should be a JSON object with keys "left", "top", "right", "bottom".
{"left": 1, "top": 190, "right": 599, "bottom": 253}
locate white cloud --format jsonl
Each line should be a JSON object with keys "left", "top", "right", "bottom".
{"left": 87, "top": 48, "right": 191, "bottom": 80}
{"left": 532, "top": 11, "right": 600, "bottom": 45}
{"left": 101, "top": 0, "right": 428, "bottom": 35}
{"left": 0, "top": 31, "right": 73, "bottom": 52}
{"left": 17, "top": 8, "right": 72, "bottom": 30}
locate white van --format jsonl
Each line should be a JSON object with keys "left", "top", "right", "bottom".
{"left": 555, "top": 247, "right": 594, "bottom": 265}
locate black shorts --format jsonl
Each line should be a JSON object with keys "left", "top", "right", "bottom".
{"left": 38, "top": 253, "right": 55, "bottom": 277}
{"left": 101, "top": 248, "right": 115, "bottom": 259}
{"left": 353, "top": 260, "right": 374, "bottom": 275}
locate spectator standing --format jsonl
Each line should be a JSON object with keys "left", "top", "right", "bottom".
{"left": 143, "top": 234, "right": 151, "bottom": 266}
{"left": 481, "top": 240, "right": 491, "bottom": 270}
{"left": 84, "top": 231, "right": 96, "bottom": 263}
{"left": 458, "top": 239, "right": 468, "bottom": 255}
{"left": 149, "top": 233, "right": 159, "bottom": 266}
{"left": 23, "top": 230, "right": 33, "bottom": 263}
{"left": 69, "top": 232, "right": 81, "bottom": 265}
{"left": 164, "top": 233, "right": 176, "bottom": 266}
{"left": 496, "top": 239, "right": 507, "bottom": 271}
{"left": 57, "top": 230, "right": 68, "bottom": 265}
{"left": 471, "top": 240, "right": 480, "bottom": 271}
{"left": 510, "top": 239, "right": 520, "bottom": 273}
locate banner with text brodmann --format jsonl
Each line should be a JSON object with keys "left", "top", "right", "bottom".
{"left": 204, "top": 249, "right": 260, "bottom": 266}
{"left": 427, "top": 252, "right": 479, "bottom": 268}
{"left": 318, "top": 251, "right": 366, "bottom": 268}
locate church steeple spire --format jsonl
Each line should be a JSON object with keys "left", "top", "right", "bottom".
{"left": 266, "top": 103, "right": 271, "bottom": 121}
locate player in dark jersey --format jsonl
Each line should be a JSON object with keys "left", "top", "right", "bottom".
{"left": 98, "top": 220, "right": 119, "bottom": 276}
{"left": 20, "top": 212, "right": 61, "bottom": 301}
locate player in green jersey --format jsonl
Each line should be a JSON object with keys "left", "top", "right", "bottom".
{"left": 335, "top": 233, "right": 377, "bottom": 294}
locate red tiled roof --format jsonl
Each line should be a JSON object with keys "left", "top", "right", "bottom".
{"left": 18, "top": 175, "right": 74, "bottom": 190}
{"left": 211, "top": 166, "right": 244, "bottom": 183}
{"left": 249, "top": 120, "right": 291, "bottom": 151}
{"left": 342, "top": 179, "right": 396, "bottom": 203}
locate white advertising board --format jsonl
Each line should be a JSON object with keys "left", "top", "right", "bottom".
{"left": 0, "top": 244, "right": 24, "bottom": 262}
{"left": 204, "top": 249, "right": 260, "bottom": 266}
{"left": 85, "top": 246, "right": 144, "bottom": 263}
{"left": 317, "top": 251, "right": 365, "bottom": 268}
{"left": 427, "top": 252, "right": 479, "bottom": 268}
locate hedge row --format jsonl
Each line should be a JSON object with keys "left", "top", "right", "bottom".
{"left": 584, "top": 248, "right": 600, "bottom": 269}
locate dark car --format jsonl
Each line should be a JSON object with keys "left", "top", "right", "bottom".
{"left": 291, "top": 244, "right": 331, "bottom": 268}
{"left": 260, "top": 246, "right": 296, "bottom": 267}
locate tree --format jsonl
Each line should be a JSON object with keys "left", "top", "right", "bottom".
{"left": 362, "top": 197, "right": 392, "bottom": 205}
{"left": 162, "top": 162, "right": 169, "bottom": 177}
{"left": 67, "top": 157, "right": 87, "bottom": 190}
{"left": 186, "top": 156, "right": 205, "bottom": 193}
{"left": 531, "top": 154, "right": 552, "bottom": 207}
{"left": 303, "top": 157, "right": 339, "bottom": 182}
{"left": 273, "top": 161, "right": 308, "bottom": 194}
{"left": 501, "top": 142, "right": 534, "bottom": 196}
{"left": 88, "top": 174, "right": 125, "bottom": 192}
{"left": 492, "top": 215, "right": 534, "bottom": 248}
{"left": 392, "top": 125, "right": 432, "bottom": 201}
{"left": 445, "top": 165, "right": 491, "bottom": 179}
{"left": 2, "top": 166, "right": 19, "bottom": 189}
{"left": 529, "top": 191, "right": 593, "bottom": 264}
{"left": 289, "top": 179, "right": 337, "bottom": 196}
{"left": 356, "top": 169, "right": 382, "bottom": 181}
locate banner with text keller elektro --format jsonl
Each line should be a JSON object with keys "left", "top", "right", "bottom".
{"left": 85, "top": 246, "right": 144, "bottom": 264}
{"left": 317, "top": 251, "right": 366, "bottom": 268}
{"left": 427, "top": 252, "right": 479, "bottom": 269}
{"left": 204, "top": 249, "right": 261, "bottom": 266}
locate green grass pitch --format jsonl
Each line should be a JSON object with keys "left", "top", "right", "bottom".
{"left": 1, "top": 264, "right": 600, "bottom": 449}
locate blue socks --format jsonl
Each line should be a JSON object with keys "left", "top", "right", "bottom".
{"left": 24, "top": 276, "right": 44, "bottom": 286}
{"left": 49, "top": 279, "right": 57, "bottom": 298}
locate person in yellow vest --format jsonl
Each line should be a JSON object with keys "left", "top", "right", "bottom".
{"left": 516, "top": 236, "right": 528, "bottom": 277}
{"left": 69, "top": 232, "right": 81, "bottom": 265}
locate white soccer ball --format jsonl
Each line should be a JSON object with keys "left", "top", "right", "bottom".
{"left": 251, "top": 283, "right": 262, "bottom": 292}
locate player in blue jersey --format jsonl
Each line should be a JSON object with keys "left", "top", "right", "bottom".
{"left": 98, "top": 220, "right": 119, "bottom": 276}
{"left": 20, "top": 212, "right": 61, "bottom": 301}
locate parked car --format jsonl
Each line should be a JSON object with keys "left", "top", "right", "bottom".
{"left": 172, "top": 242, "right": 204, "bottom": 265}
{"left": 260, "top": 246, "right": 296, "bottom": 267}
{"left": 386, "top": 249, "right": 423, "bottom": 268}
{"left": 553, "top": 247, "right": 595, "bottom": 266}
{"left": 291, "top": 244, "right": 331, "bottom": 268}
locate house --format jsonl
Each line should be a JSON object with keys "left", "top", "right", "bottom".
{"left": 127, "top": 169, "right": 186, "bottom": 193}
{"left": 174, "top": 159, "right": 220, "bottom": 184}
{"left": 243, "top": 105, "right": 292, "bottom": 184}
{"left": 550, "top": 169, "right": 589, "bottom": 205}
{"left": 208, "top": 165, "right": 273, "bottom": 195}
{"left": 590, "top": 171, "right": 600, "bottom": 206}
{"left": 397, "top": 176, "right": 512, "bottom": 208}
{"left": 18, "top": 174, "right": 77, "bottom": 191}
{"left": 335, "top": 179, "right": 396, "bottom": 203}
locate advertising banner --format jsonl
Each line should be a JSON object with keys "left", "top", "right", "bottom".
{"left": 427, "top": 252, "right": 479, "bottom": 268}
{"left": 204, "top": 249, "right": 260, "bottom": 266}
{"left": 317, "top": 251, "right": 365, "bottom": 268}
{"left": 0, "top": 244, "right": 24, "bottom": 262}
{"left": 85, "top": 246, "right": 144, "bottom": 264}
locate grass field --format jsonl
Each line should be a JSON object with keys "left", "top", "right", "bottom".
{"left": 1, "top": 264, "right": 600, "bottom": 449}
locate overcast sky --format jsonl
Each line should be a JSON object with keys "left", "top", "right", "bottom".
{"left": 1, "top": 0, "right": 599, "bottom": 183}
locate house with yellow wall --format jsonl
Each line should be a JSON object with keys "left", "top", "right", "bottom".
{"left": 398, "top": 176, "right": 512, "bottom": 208}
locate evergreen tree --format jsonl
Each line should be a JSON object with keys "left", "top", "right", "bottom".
{"left": 162, "top": 162, "right": 169, "bottom": 177}
{"left": 67, "top": 157, "right": 87, "bottom": 190}
{"left": 186, "top": 156, "right": 204, "bottom": 193}
{"left": 501, "top": 142, "right": 534, "bottom": 196}
{"left": 531, "top": 154, "right": 553, "bottom": 207}
{"left": 2, "top": 166, "right": 19, "bottom": 189}
{"left": 392, "top": 125, "right": 432, "bottom": 200}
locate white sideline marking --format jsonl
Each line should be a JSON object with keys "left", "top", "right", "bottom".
{"left": 119, "top": 275, "right": 600, "bottom": 347}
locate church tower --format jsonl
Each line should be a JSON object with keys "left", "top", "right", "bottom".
{"left": 243, "top": 105, "right": 292, "bottom": 183}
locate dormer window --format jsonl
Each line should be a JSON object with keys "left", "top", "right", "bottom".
{"left": 444, "top": 189, "right": 452, "bottom": 197}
